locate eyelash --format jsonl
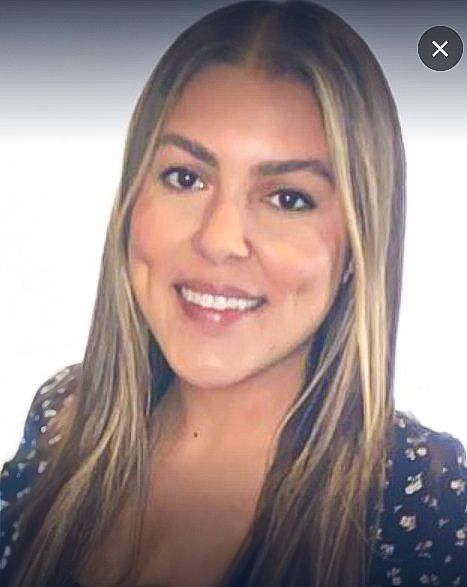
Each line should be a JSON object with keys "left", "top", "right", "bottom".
{"left": 158, "top": 166, "right": 317, "bottom": 212}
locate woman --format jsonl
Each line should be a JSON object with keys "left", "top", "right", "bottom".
{"left": 1, "top": 1, "right": 465, "bottom": 586}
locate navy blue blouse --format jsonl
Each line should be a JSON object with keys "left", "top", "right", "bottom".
{"left": 1, "top": 366, "right": 466, "bottom": 586}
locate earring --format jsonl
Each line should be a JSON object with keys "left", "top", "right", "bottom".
{"left": 342, "top": 260, "right": 354, "bottom": 284}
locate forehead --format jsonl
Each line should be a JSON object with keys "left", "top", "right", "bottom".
{"left": 161, "top": 64, "right": 330, "bottom": 162}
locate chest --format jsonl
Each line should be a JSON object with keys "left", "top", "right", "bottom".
{"left": 76, "top": 450, "right": 265, "bottom": 587}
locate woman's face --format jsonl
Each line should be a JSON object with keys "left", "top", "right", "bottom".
{"left": 128, "top": 65, "right": 348, "bottom": 389}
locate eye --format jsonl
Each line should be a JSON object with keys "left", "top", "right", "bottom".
{"left": 269, "top": 189, "right": 316, "bottom": 212}
{"left": 159, "top": 166, "right": 206, "bottom": 191}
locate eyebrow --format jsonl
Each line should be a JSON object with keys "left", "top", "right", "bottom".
{"left": 157, "top": 132, "right": 334, "bottom": 186}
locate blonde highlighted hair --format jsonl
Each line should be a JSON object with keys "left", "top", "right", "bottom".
{"left": 7, "top": 2, "right": 405, "bottom": 586}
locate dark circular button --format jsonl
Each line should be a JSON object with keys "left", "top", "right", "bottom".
{"left": 418, "top": 26, "right": 463, "bottom": 71}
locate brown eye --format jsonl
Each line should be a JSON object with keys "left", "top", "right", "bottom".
{"left": 160, "top": 166, "right": 206, "bottom": 191}
{"left": 269, "top": 190, "right": 316, "bottom": 212}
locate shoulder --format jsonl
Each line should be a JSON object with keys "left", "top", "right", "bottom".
{"left": 6, "top": 364, "right": 82, "bottom": 468}
{"left": 1, "top": 363, "right": 81, "bottom": 489}
{"left": 0, "top": 364, "right": 81, "bottom": 573}
{"left": 368, "top": 412, "right": 467, "bottom": 586}
{"left": 388, "top": 412, "right": 466, "bottom": 515}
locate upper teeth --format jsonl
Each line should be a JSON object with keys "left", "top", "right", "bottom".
{"left": 180, "top": 286, "right": 262, "bottom": 311}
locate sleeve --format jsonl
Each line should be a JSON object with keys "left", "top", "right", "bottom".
{"left": 369, "top": 414, "right": 467, "bottom": 587}
{"left": 0, "top": 364, "right": 80, "bottom": 576}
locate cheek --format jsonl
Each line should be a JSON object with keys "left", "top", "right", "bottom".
{"left": 129, "top": 200, "right": 158, "bottom": 265}
{"left": 265, "top": 225, "right": 343, "bottom": 298}
{"left": 128, "top": 197, "right": 178, "bottom": 323}
{"left": 128, "top": 194, "right": 179, "bottom": 271}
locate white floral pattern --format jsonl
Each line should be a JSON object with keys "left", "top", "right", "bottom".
{"left": 368, "top": 414, "right": 467, "bottom": 586}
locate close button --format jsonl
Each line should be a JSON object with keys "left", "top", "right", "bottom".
{"left": 418, "top": 26, "right": 463, "bottom": 71}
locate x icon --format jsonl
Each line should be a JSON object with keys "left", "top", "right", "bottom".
{"left": 419, "top": 26, "right": 462, "bottom": 71}
{"left": 432, "top": 40, "right": 449, "bottom": 57}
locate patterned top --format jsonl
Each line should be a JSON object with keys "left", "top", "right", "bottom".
{"left": 1, "top": 365, "right": 466, "bottom": 586}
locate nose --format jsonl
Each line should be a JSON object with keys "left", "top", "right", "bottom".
{"left": 192, "top": 193, "right": 251, "bottom": 264}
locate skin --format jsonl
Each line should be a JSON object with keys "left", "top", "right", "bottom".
{"left": 128, "top": 64, "right": 349, "bottom": 458}
{"left": 76, "top": 64, "right": 351, "bottom": 587}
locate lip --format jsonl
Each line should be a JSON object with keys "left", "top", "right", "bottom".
{"left": 174, "top": 280, "right": 266, "bottom": 301}
{"left": 174, "top": 284, "right": 267, "bottom": 334}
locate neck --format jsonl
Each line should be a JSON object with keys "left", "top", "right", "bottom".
{"left": 154, "top": 346, "right": 310, "bottom": 457}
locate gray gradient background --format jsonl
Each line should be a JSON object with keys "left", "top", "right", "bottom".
{"left": 1, "top": 1, "right": 466, "bottom": 462}
{"left": 1, "top": 0, "right": 466, "bottom": 138}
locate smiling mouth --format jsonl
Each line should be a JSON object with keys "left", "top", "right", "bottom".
{"left": 175, "top": 284, "right": 266, "bottom": 312}
{"left": 174, "top": 284, "right": 267, "bottom": 312}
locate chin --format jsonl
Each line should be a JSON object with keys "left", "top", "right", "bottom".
{"left": 171, "top": 361, "right": 252, "bottom": 391}
{"left": 179, "top": 372, "right": 242, "bottom": 391}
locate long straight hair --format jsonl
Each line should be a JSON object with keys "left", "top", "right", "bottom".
{"left": 8, "top": 2, "right": 405, "bottom": 585}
